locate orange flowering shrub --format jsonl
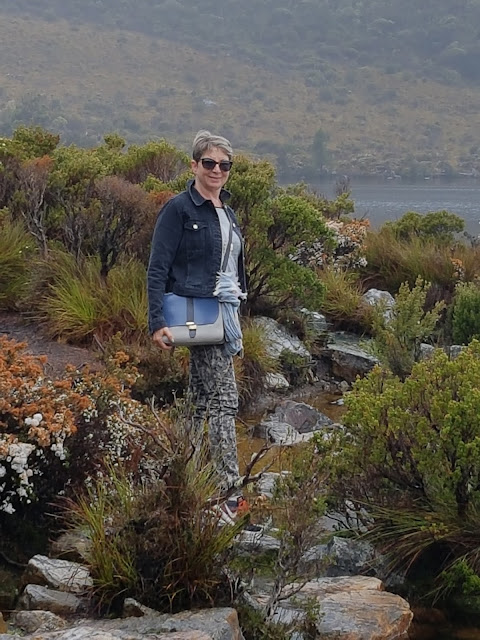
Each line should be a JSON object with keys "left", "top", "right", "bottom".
{"left": 0, "top": 336, "right": 161, "bottom": 517}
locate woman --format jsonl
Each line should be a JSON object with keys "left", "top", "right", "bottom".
{"left": 147, "top": 130, "right": 246, "bottom": 498}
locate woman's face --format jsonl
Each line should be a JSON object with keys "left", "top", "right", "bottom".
{"left": 191, "top": 146, "right": 231, "bottom": 195}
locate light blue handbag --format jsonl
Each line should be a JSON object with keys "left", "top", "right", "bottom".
{"left": 162, "top": 215, "right": 232, "bottom": 346}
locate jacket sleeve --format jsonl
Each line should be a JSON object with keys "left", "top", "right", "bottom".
{"left": 147, "top": 197, "right": 183, "bottom": 334}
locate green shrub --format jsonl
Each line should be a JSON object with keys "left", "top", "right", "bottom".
{"left": 316, "top": 341, "right": 480, "bottom": 586}
{"left": 452, "top": 282, "right": 480, "bottom": 345}
{"left": 370, "top": 277, "right": 444, "bottom": 379}
{"left": 384, "top": 210, "right": 465, "bottom": 244}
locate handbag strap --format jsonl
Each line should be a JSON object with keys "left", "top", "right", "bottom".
{"left": 220, "top": 209, "right": 234, "bottom": 272}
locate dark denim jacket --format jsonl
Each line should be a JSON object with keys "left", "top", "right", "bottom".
{"left": 147, "top": 180, "right": 246, "bottom": 334}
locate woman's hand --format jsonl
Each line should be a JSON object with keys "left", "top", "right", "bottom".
{"left": 152, "top": 327, "right": 175, "bottom": 350}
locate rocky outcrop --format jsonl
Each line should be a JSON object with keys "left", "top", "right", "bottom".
{"left": 250, "top": 576, "right": 412, "bottom": 640}
{"left": 3, "top": 608, "right": 244, "bottom": 640}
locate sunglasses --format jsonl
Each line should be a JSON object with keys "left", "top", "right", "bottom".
{"left": 200, "top": 158, "right": 233, "bottom": 172}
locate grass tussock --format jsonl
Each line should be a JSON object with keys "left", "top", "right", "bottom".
{"left": 62, "top": 410, "right": 242, "bottom": 613}
{"left": 36, "top": 251, "right": 148, "bottom": 342}
{"left": 236, "top": 319, "right": 278, "bottom": 410}
{"left": 316, "top": 265, "right": 372, "bottom": 330}
{"left": 363, "top": 229, "right": 480, "bottom": 293}
{"left": 0, "top": 217, "right": 34, "bottom": 309}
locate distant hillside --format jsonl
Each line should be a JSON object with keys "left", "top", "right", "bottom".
{"left": 1, "top": 3, "right": 480, "bottom": 177}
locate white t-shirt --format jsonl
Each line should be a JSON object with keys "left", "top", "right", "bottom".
{"left": 215, "top": 207, "right": 241, "bottom": 277}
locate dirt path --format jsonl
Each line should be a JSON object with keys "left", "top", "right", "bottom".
{"left": 0, "top": 312, "right": 102, "bottom": 378}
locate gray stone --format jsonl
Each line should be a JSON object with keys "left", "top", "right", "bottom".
{"left": 323, "top": 333, "right": 378, "bottom": 383}
{"left": 449, "top": 345, "right": 465, "bottom": 359}
{"left": 362, "top": 289, "right": 395, "bottom": 321}
{"left": 10, "top": 610, "right": 66, "bottom": 633}
{"left": 301, "top": 536, "right": 377, "bottom": 577}
{"left": 418, "top": 343, "right": 435, "bottom": 360}
{"left": 255, "top": 400, "right": 334, "bottom": 445}
{"left": 298, "top": 308, "right": 329, "bottom": 334}
{"left": 264, "top": 372, "right": 289, "bottom": 391}
{"left": 251, "top": 317, "right": 311, "bottom": 360}
{"left": 250, "top": 576, "right": 412, "bottom": 640}
{"left": 23, "top": 555, "right": 93, "bottom": 594}
{"left": 0, "top": 608, "right": 243, "bottom": 640}
{"left": 17, "top": 584, "right": 84, "bottom": 615}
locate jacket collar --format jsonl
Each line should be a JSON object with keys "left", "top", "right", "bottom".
{"left": 187, "top": 179, "right": 231, "bottom": 206}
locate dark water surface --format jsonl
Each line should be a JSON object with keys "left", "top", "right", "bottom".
{"left": 312, "top": 179, "right": 480, "bottom": 237}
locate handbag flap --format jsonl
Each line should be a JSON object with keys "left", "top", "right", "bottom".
{"left": 164, "top": 293, "right": 220, "bottom": 327}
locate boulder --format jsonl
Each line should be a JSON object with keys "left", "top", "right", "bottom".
{"left": 22, "top": 555, "right": 93, "bottom": 594}
{"left": 10, "top": 610, "right": 66, "bottom": 633}
{"left": 250, "top": 576, "right": 412, "bottom": 640}
{"left": 251, "top": 317, "right": 311, "bottom": 360}
{"left": 322, "top": 332, "right": 378, "bottom": 383}
{"left": 17, "top": 584, "right": 84, "bottom": 615}
{"left": 255, "top": 400, "right": 334, "bottom": 445}
{"left": 361, "top": 289, "right": 395, "bottom": 322}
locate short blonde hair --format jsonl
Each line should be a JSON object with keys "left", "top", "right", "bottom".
{"left": 192, "top": 129, "right": 233, "bottom": 161}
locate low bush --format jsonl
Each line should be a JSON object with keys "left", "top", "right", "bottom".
{"left": 362, "top": 228, "right": 463, "bottom": 293}
{"left": 451, "top": 281, "right": 480, "bottom": 345}
{"left": 316, "top": 341, "right": 480, "bottom": 591}
{"left": 0, "top": 337, "right": 161, "bottom": 528}
{"left": 370, "top": 277, "right": 444, "bottom": 379}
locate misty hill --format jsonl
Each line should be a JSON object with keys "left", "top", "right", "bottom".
{"left": 1, "top": 1, "right": 480, "bottom": 177}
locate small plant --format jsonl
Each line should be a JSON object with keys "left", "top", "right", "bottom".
{"left": 370, "top": 277, "right": 444, "bottom": 379}
{"left": 236, "top": 320, "right": 278, "bottom": 410}
{"left": 316, "top": 266, "right": 367, "bottom": 330}
{"left": 451, "top": 281, "right": 480, "bottom": 345}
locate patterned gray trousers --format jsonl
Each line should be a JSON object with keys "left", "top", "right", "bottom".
{"left": 188, "top": 344, "right": 240, "bottom": 491}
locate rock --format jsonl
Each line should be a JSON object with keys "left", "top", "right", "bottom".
{"left": 255, "top": 400, "right": 334, "bottom": 445}
{"left": 50, "top": 531, "right": 92, "bottom": 564}
{"left": 251, "top": 317, "right": 311, "bottom": 360}
{"left": 298, "top": 308, "right": 329, "bottom": 335}
{"left": 10, "top": 610, "right": 66, "bottom": 633}
{"left": 322, "top": 332, "right": 378, "bottom": 383}
{"left": 122, "top": 597, "right": 159, "bottom": 617}
{"left": 0, "top": 608, "right": 243, "bottom": 640}
{"left": 250, "top": 576, "right": 412, "bottom": 640}
{"left": 301, "top": 536, "right": 377, "bottom": 577}
{"left": 17, "top": 584, "right": 85, "bottom": 615}
{"left": 254, "top": 471, "right": 288, "bottom": 499}
{"left": 418, "top": 343, "right": 435, "bottom": 360}
{"left": 449, "top": 345, "right": 465, "bottom": 359}
{"left": 236, "top": 532, "right": 281, "bottom": 555}
{"left": 22, "top": 556, "right": 93, "bottom": 594}
{"left": 317, "top": 589, "right": 412, "bottom": 639}
{"left": 362, "top": 289, "right": 395, "bottom": 322}
{"left": 264, "top": 372, "right": 290, "bottom": 391}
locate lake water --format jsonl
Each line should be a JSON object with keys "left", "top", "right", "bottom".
{"left": 313, "top": 179, "right": 480, "bottom": 238}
